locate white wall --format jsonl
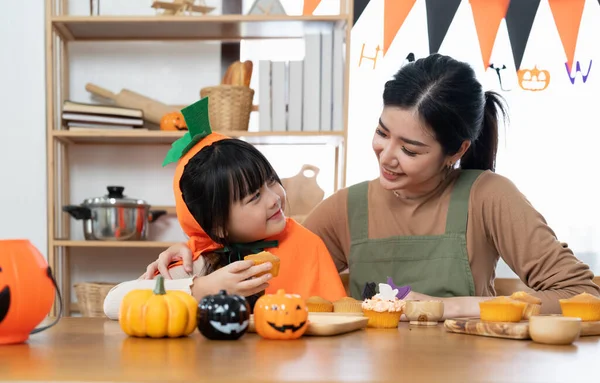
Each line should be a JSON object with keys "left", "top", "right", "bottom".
{"left": 0, "top": 0, "right": 47, "bottom": 254}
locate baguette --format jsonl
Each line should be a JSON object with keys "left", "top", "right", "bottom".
{"left": 221, "top": 60, "right": 254, "bottom": 87}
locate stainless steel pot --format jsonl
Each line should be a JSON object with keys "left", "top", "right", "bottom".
{"left": 63, "top": 186, "right": 167, "bottom": 241}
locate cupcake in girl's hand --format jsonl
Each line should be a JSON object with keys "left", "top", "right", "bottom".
{"left": 361, "top": 283, "right": 406, "bottom": 328}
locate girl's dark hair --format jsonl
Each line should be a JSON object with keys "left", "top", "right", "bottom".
{"left": 383, "top": 53, "right": 507, "bottom": 171}
{"left": 179, "top": 138, "right": 281, "bottom": 248}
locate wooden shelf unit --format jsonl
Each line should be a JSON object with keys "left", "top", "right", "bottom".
{"left": 45, "top": 0, "right": 354, "bottom": 317}
{"left": 52, "top": 15, "right": 348, "bottom": 41}
{"left": 52, "top": 129, "right": 346, "bottom": 146}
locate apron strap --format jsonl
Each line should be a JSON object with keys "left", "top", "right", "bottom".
{"left": 445, "top": 170, "right": 484, "bottom": 235}
{"left": 347, "top": 181, "right": 370, "bottom": 242}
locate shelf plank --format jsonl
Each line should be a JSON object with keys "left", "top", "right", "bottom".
{"left": 51, "top": 15, "right": 347, "bottom": 41}
{"left": 53, "top": 240, "right": 178, "bottom": 248}
{"left": 52, "top": 130, "right": 345, "bottom": 146}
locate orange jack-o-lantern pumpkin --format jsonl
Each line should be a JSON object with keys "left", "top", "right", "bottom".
{"left": 517, "top": 66, "right": 550, "bottom": 92}
{"left": 160, "top": 112, "right": 188, "bottom": 131}
{"left": 253, "top": 289, "right": 308, "bottom": 340}
{"left": 0, "top": 239, "right": 58, "bottom": 345}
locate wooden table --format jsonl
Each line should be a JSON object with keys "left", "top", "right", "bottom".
{"left": 1, "top": 317, "right": 598, "bottom": 382}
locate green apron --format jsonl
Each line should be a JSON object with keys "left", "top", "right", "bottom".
{"left": 348, "top": 170, "right": 482, "bottom": 299}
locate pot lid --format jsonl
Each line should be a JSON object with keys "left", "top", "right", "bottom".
{"left": 82, "top": 186, "right": 149, "bottom": 208}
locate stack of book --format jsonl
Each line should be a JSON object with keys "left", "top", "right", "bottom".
{"left": 61, "top": 101, "right": 145, "bottom": 131}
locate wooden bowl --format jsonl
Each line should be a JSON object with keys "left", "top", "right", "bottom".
{"left": 404, "top": 300, "right": 444, "bottom": 326}
{"left": 529, "top": 315, "right": 582, "bottom": 345}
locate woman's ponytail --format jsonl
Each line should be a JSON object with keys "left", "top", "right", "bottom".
{"left": 460, "top": 91, "right": 507, "bottom": 172}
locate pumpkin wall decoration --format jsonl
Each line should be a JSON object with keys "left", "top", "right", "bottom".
{"left": 160, "top": 111, "right": 188, "bottom": 131}
{"left": 197, "top": 290, "right": 250, "bottom": 340}
{"left": 0, "top": 239, "right": 57, "bottom": 345}
{"left": 119, "top": 275, "right": 197, "bottom": 338}
{"left": 253, "top": 289, "right": 309, "bottom": 340}
{"left": 517, "top": 66, "right": 551, "bottom": 92}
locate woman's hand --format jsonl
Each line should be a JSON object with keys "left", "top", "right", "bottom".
{"left": 191, "top": 260, "right": 273, "bottom": 299}
{"left": 141, "top": 242, "right": 194, "bottom": 280}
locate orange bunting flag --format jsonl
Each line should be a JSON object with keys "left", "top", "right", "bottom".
{"left": 470, "top": 0, "right": 510, "bottom": 69}
{"left": 548, "top": 0, "right": 586, "bottom": 72}
{"left": 383, "top": 0, "right": 417, "bottom": 56}
{"left": 303, "top": 0, "right": 322, "bottom": 15}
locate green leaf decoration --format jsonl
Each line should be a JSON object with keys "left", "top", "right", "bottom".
{"left": 162, "top": 97, "right": 212, "bottom": 167}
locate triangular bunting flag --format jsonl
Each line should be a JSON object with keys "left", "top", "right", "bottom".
{"left": 383, "top": 0, "right": 416, "bottom": 56}
{"left": 548, "top": 0, "right": 586, "bottom": 72}
{"left": 353, "top": 0, "right": 371, "bottom": 25}
{"left": 505, "top": 0, "right": 541, "bottom": 71}
{"left": 302, "top": 0, "right": 322, "bottom": 15}
{"left": 470, "top": 0, "right": 510, "bottom": 69}
{"left": 425, "top": 0, "right": 461, "bottom": 54}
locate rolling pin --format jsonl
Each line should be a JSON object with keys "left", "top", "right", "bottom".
{"left": 85, "top": 83, "right": 179, "bottom": 125}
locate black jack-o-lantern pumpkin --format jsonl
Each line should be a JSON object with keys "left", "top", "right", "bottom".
{"left": 517, "top": 66, "right": 550, "bottom": 92}
{"left": 197, "top": 290, "right": 250, "bottom": 340}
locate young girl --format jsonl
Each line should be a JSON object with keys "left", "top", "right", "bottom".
{"left": 103, "top": 98, "right": 346, "bottom": 319}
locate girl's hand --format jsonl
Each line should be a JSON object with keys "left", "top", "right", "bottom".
{"left": 197, "top": 260, "right": 273, "bottom": 298}
{"left": 141, "top": 242, "right": 194, "bottom": 280}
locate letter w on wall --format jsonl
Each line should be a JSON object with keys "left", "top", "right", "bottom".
{"left": 565, "top": 60, "right": 593, "bottom": 84}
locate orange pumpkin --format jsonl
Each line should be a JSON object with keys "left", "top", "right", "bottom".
{"left": 253, "top": 289, "right": 308, "bottom": 340}
{"left": 517, "top": 66, "right": 550, "bottom": 92}
{"left": 0, "top": 239, "right": 57, "bottom": 345}
{"left": 160, "top": 112, "right": 188, "bottom": 131}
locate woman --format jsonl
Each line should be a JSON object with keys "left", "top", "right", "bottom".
{"left": 144, "top": 54, "right": 599, "bottom": 317}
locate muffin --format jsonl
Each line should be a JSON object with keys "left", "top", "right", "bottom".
{"left": 479, "top": 296, "right": 526, "bottom": 323}
{"left": 244, "top": 251, "right": 280, "bottom": 277}
{"left": 306, "top": 296, "right": 333, "bottom": 312}
{"left": 510, "top": 291, "right": 542, "bottom": 319}
{"left": 361, "top": 284, "right": 405, "bottom": 328}
{"left": 559, "top": 292, "right": 600, "bottom": 321}
{"left": 333, "top": 297, "right": 363, "bottom": 313}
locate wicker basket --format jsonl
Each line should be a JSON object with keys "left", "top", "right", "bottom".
{"left": 200, "top": 85, "right": 254, "bottom": 131}
{"left": 74, "top": 282, "right": 117, "bottom": 317}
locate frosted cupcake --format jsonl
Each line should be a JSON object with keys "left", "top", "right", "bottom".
{"left": 361, "top": 283, "right": 405, "bottom": 328}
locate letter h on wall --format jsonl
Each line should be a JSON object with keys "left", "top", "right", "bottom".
{"left": 358, "top": 43, "right": 381, "bottom": 69}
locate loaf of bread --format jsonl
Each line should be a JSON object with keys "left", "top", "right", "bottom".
{"left": 221, "top": 60, "right": 253, "bottom": 87}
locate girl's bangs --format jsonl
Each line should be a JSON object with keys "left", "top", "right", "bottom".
{"left": 227, "top": 155, "right": 276, "bottom": 201}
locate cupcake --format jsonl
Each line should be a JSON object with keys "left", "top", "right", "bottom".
{"left": 244, "top": 251, "right": 280, "bottom": 277}
{"left": 306, "top": 296, "right": 333, "bottom": 312}
{"left": 479, "top": 296, "right": 526, "bottom": 323}
{"left": 510, "top": 291, "right": 542, "bottom": 319}
{"left": 361, "top": 283, "right": 405, "bottom": 328}
{"left": 559, "top": 292, "right": 600, "bottom": 321}
{"left": 333, "top": 297, "right": 363, "bottom": 313}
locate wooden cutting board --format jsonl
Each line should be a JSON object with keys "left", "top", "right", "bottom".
{"left": 444, "top": 318, "right": 600, "bottom": 340}
{"left": 281, "top": 165, "right": 325, "bottom": 221}
{"left": 85, "top": 83, "right": 179, "bottom": 125}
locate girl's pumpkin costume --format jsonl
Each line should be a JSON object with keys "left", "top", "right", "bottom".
{"left": 159, "top": 98, "right": 346, "bottom": 303}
